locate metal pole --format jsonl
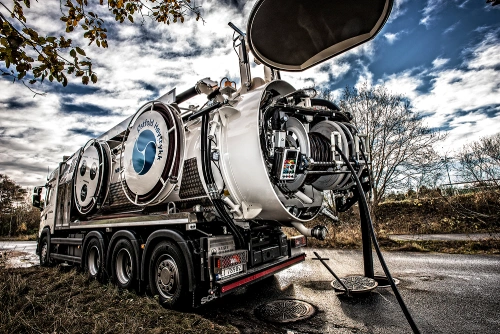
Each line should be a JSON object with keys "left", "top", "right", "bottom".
{"left": 359, "top": 198, "right": 374, "bottom": 278}
{"left": 312, "top": 252, "right": 350, "bottom": 294}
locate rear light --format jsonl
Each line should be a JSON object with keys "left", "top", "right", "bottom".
{"left": 213, "top": 250, "right": 248, "bottom": 277}
{"left": 213, "top": 250, "right": 247, "bottom": 269}
{"left": 290, "top": 235, "right": 307, "bottom": 248}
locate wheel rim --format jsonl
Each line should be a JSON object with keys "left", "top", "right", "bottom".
{"left": 156, "top": 255, "right": 179, "bottom": 299}
{"left": 40, "top": 242, "right": 48, "bottom": 264}
{"left": 88, "top": 245, "right": 100, "bottom": 276}
{"left": 116, "top": 248, "right": 133, "bottom": 285}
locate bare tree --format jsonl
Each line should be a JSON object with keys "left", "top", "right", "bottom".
{"left": 0, "top": 173, "right": 27, "bottom": 236}
{"left": 338, "top": 82, "right": 446, "bottom": 204}
{"left": 399, "top": 151, "right": 447, "bottom": 197}
{"left": 456, "top": 133, "right": 500, "bottom": 187}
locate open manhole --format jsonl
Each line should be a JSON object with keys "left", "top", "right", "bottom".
{"left": 373, "top": 275, "right": 400, "bottom": 288}
{"left": 255, "top": 299, "right": 315, "bottom": 323}
{"left": 331, "top": 276, "right": 378, "bottom": 294}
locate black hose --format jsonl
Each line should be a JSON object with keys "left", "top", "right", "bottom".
{"left": 188, "top": 102, "right": 222, "bottom": 121}
{"left": 175, "top": 86, "right": 199, "bottom": 104}
{"left": 201, "top": 114, "right": 245, "bottom": 249}
{"left": 335, "top": 144, "right": 421, "bottom": 334}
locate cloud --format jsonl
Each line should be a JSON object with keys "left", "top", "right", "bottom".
{"left": 1, "top": 0, "right": 499, "bottom": 186}
{"left": 465, "top": 31, "right": 500, "bottom": 69}
{"left": 384, "top": 32, "right": 400, "bottom": 44}
{"left": 420, "top": 0, "right": 446, "bottom": 27}
{"left": 0, "top": 0, "right": 251, "bottom": 186}
{"left": 383, "top": 70, "right": 424, "bottom": 101}
{"left": 354, "top": 61, "right": 374, "bottom": 89}
{"left": 432, "top": 57, "right": 450, "bottom": 69}
{"left": 389, "top": 0, "right": 410, "bottom": 21}
{"left": 375, "top": 29, "right": 500, "bottom": 154}
{"left": 443, "top": 22, "right": 460, "bottom": 34}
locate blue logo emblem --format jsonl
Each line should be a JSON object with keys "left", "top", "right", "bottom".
{"left": 132, "top": 130, "right": 156, "bottom": 175}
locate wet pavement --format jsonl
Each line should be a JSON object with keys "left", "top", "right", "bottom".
{"left": 198, "top": 248, "right": 500, "bottom": 334}
{"left": 0, "top": 241, "right": 38, "bottom": 268}
{"left": 0, "top": 240, "right": 37, "bottom": 252}
{"left": 2, "top": 241, "right": 499, "bottom": 333}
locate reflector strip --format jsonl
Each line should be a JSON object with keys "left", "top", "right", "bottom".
{"left": 221, "top": 254, "right": 305, "bottom": 293}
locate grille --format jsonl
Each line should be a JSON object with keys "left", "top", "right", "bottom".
{"left": 179, "top": 158, "right": 206, "bottom": 199}
{"left": 102, "top": 181, "right": 137, "bottom": 212}
{"left": 255, "top": 299, "right": 315, "bottom": 323}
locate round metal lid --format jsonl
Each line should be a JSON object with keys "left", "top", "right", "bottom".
{"left": 331, "top": 276, "right": 378, "bottom": 294}
{"left": 255, "top": 299, "right": 315, "bottom": 323}
{"left": 74, "top": 140, "right": 110, "bottom": 215}
{"left": 247, "top": 0, "right": 394, "bottom": 71}
{"left": 123, "top": 110, "right": 171, "bottom": 196}
{"left": 121, "top": 102, "right": 184, "bottom": 206}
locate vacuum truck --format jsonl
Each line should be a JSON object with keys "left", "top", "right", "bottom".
{"left": 32, "top": 0, "right": 393, "bottom": 309}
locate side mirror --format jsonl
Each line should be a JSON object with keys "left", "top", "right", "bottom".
{"left": 32, "top": 186, "right": 42, "bottom": 208}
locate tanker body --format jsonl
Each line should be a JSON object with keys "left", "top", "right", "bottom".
{"left": 32, "top": 0, "right": 392, "bottom": 309}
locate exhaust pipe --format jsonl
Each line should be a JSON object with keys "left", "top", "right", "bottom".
{"left": 291, "top": 222, "right": 328, "bottom": 241}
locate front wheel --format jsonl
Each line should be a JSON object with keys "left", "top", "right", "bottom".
{"left": 39, "top": 236, "right": 50, "bottom": 267}
{"left": 148, "top": 241, "right": 190, "bottom": 309}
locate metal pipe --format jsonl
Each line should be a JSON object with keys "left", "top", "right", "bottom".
{"left": 294, "top": 190, "right": 313, "bottom": 204}
{"left": 291, "top": 222, "right": 327, "bottom": 240}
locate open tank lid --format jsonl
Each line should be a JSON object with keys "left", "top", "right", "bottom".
{"left": 246, "top": 0, "right": 393, "bottom": 71}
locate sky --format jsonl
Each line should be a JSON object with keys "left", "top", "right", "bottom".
{"left": 0, "top": 0, "right": 499, "bottom": 186}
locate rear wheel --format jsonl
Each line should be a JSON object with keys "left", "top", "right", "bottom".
{"left": 85, "top": 238, "right": 105, "bottom": 281}
{"left": 111, "top": 239, "right": 137, "bottom": 290}
{"left": 149, "top": 241, "right": 190, "bottom": 309}
{"left": 39, "top": 236, "right": 50, "bottom": 267}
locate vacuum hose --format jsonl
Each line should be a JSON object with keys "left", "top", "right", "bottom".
{"left": 335, "top": 145, "right": 421, "bottom": 334}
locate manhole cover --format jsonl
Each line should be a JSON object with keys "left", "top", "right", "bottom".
{"left": 331, "top": 276, "right": 378, "bottom": 293}
{"left": 255, "top": 299, "right": 315, "bottom": 323}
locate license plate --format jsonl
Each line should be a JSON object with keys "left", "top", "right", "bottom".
{"left": 221, "top": 264, "right": 243, "bottom": 278}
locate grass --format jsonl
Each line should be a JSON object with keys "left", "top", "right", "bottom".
{"left": 283, "top": 190, "right": 500, "bottom": 255}
{"left": 378, "top": 238, "right": 500, "bottom": 254}
{"left": 0, "top": 266, "right": 238, "bottom": 334}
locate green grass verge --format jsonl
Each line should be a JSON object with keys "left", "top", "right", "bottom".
{"left": 377, "top": 238, "right": 500, "bottom": 255}
{"left": 0, "top": 266, "right": 238, "bottom": 334}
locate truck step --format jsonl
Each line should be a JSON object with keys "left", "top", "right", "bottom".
{"left": 50, "top": 253, "right": 81, "bottom": 264}
{"left": 51, "top": 238, "right": 83, "bottom": 245}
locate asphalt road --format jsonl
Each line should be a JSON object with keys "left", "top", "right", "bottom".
{"left": 388, "top": 233, "right": 500, "bottom": 241}
{"left": 2, "top": 241, "right": 499, "bottom": 333}
{"left": 198, "top": 248, "right": 500, "bottom": 334}
{"left": 0, "top": 241, "right": 37, "bottom": 252}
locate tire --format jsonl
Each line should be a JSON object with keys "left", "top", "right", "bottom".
{"left": 84, "top": 238, "right": 105, "bottom": 281}
{"left": 39, "top": 235, "right": 50, "bottom": 267}
{"left": 149, "top": 241, "right": 190, "bottom": 309}
{"left": 111, "top": 239, "right": 137, "bottom": 290}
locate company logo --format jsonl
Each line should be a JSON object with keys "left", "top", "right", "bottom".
{"left": 132, "top": 129, "right": 156, "bottom": 175}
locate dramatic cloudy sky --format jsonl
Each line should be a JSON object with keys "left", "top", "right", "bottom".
{"left": 0, "top": 0, "right": 499, "bottom": 186}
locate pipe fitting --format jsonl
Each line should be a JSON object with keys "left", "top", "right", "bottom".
{"left": 291, "top": 222, "right": 328, "bottom": 241}
{"left": 311, "top": 225, "right": 328, "bottom": 240}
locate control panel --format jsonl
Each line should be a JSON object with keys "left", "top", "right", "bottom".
{"left": 274, "top": 148, "right": 299, "bottom": 180}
